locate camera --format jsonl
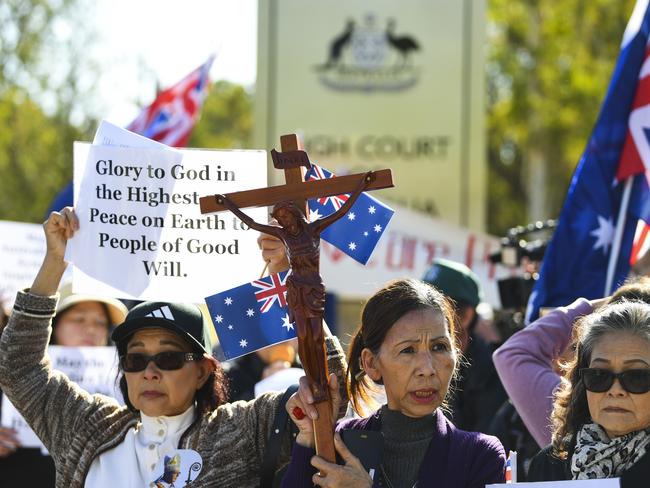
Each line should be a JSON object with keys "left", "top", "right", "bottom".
{"left": 489, "top": 220, "right": 557, "bottom": 310}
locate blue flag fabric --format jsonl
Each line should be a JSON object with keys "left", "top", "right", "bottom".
{"left": 205, "top": 271, "right": 296, "bottom": 360}
{"left": 305, "top": 164, "right": 394, "bottom": 265}
{"left": 526, "top": 0, "right": 650, "bottom": 322}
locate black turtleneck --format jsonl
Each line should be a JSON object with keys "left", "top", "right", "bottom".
{"left": 380, "top": 405, "right": 436, "bottom": 488}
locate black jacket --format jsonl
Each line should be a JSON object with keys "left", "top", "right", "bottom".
{"left": 448, "top": 335, "right": 507, "bottom": 435}
{"left": 528, "top": 442, "right": 650, "bottom": 487}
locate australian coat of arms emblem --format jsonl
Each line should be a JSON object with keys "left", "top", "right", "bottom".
{"left": 316, "top": 15, "right": 421, "bottom": 92}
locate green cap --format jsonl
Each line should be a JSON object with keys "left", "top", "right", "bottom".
{"left": 422, "top": 258, "right": 483, "bottom": 307}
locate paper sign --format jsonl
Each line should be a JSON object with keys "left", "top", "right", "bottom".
{"left": 67, "top": 142, "right": 267, "bottom": 302}
{"left": 254, "top": 367, "right": 304, "bottom": 397}
{"left": 0, "top": 221, "right": 73, "bottom": 309}
{"left": 487, "top": 479, "right": 620, "bottom": 487}
{"left": 149, "top": 449, "right": 203, "bottom": 487}
{"left": 1, "top": 346, "right": 120, "bottom": 449}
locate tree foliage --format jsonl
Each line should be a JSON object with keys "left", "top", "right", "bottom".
{"left": 0, "top": 0, "right": 97, "bottom": 222}
{"left": 189, "top": 81, "right": 254, "bottom": 150}
{"left": 486, "top": 0, "right": 637, "bottom": 235}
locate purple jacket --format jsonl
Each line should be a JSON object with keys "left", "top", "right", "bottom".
{"left": 281, "top": 409, "right": 505, "bottom": 488}
{"left": 492, "top": 298, "right": 593, "bottom": 447}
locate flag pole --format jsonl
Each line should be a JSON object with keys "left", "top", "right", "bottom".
{"left": 605, "top": 176, "right": 634, "bottom": 295}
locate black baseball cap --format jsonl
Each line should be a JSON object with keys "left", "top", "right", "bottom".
{"left": 111, "top": 301, "right": 212, "bottom": 354}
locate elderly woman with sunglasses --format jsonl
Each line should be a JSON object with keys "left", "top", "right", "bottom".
{"left": 528, "top": 300, "right": 650, "bottom": 486}
{"left": 0, "top": 208, "right": 347, "bottom": 488}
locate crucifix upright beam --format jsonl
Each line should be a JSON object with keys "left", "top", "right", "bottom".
{"left": 200, "top": 134, "right": 394, "bottom": 463}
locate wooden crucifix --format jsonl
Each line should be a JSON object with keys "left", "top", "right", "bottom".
{"left": 199, "top": 134, "right": 394, "bottom": 462}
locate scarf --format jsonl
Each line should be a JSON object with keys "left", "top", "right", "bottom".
{"left": 571, "top": 422, "right": 650, "bottom": 480}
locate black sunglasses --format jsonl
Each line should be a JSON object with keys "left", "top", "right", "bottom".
{"left": 120, "top": 352, "right": 203, "bottom": 372}
{"left": 580, "top": 368, "right": 650, "bottom": 394}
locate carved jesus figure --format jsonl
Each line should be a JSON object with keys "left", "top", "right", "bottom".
{"left": 216, "top": 171, "right": 373, "bottom": 401}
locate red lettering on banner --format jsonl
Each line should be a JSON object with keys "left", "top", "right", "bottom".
{"left": 386, "top": 234, "right": 417, "bottom": 270}
{"left": 465, "top": 234, "right": 476, "bottom": 268}
{"left": 423, "top": 241, "right": 437, "bottom": 264}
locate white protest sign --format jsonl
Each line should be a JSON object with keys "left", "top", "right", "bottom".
{"left": 486, "top": 480, "right": 620, "bottom": 488}
{"left": 68, "top": 143, "right": 267, "bottom": 302}
{"left": 0, "top": 221, "right": 72, "bottom": 308}
{"left": 0, "top": 221, "right": 45, "bottom": 307}
{"left": 92, "top": 119, "right": 174, "bottom": 150}
{"left": 1, "top": 345, "right": 120, "bottom": 449}
{"left": 320, "top": 202, "right": 513, "bottom": 307}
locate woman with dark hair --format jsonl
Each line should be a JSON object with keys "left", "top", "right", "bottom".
{"left": 528, "top": 300, "right": 650, "bottom": 485}
{"left": 0, "top": 208, "right": 346, "bottom": 488}
{"left": 281, "top": 278, "right": 506, "bottom": 488}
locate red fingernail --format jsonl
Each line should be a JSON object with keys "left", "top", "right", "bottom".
{"left": 292, "top": 406, "right": 306, "bottom": 420}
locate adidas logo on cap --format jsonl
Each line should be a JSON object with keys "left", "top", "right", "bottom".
{"left": 145, "top": 306, "right": 175, "bottom": 321}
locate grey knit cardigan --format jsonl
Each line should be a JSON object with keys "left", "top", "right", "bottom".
{"left": 0, "top": 290, "right": 346, "bottom": 488}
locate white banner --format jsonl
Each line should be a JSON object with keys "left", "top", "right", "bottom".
{"left": 0, "top": 221, "right": 73, "bottom": 308}
{"left": 0, "top": 221, "right": 45, "bottom": 307}
{"left": 487, "top": 479, "right": 620, "bottom": 487}
{"left": 67, "top": 143, "right": 267, "bottom": 303}
{"left": 1, "top": 346, "right": 120, "bottom": 450}
{"left": 320, "top": 203, "right": 514, "bottom": 307}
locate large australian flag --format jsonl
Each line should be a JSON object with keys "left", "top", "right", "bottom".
{"left": 526, "top": 0, "right": 650, "bottom": 322}
{"left": 305, "top": 164, "right": 394, "bottom": 265}
{"left": 205, "top": 271, "right": 296, "bottom": 360}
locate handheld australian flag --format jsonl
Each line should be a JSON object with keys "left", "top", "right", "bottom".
{"left": 205, "top": 271, "right": 296, "bottom": 360}
{"left": 305, "top": 164, "right": 394, "bottom": 265}
{"left": 526, "top": 0, "right": 650, "bottom": 322}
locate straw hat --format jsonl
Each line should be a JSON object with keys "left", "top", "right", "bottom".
{"left": 57, "top": 282, "right": 128, "bottom": 326}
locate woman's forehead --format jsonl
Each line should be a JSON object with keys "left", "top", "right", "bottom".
{"left": 384, "top": 308, "right": 448, "bottom": 343}
{"left": 590, "top": 331, "right": 650, "bottom": 362}
{"left": 127, "top": 327, "right": 185, "bottom": 347}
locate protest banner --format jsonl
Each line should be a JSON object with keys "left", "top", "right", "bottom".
{"left": 0, "top": 221, "right": 72, "bottom": 308}
{"left": 0, "top": 221, "right": 45, "bottom": 307}
{"left": 487, "top": 480, "right": 619, "bottom": 487}
{"left": 319, "top": 202, "right": 510, "bottom": 307}
{"left": 67, "top": 142, "right": 267, "bottom": 303}
{"left": 1, "top": 345, "right": 120, "bottom": 450}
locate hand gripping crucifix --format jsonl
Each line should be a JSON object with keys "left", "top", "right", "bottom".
{"left": 199, "top": 134, "right": 394, "bottom": 462}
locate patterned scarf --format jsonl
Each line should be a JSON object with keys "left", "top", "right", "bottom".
{"left": 571, "top": 422, "right": 650, "bottom": 479}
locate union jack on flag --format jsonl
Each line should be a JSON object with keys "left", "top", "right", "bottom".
{"left": 127, "top": 55, "right": 215, "bottom": 147}
{"left": 308, "top": 165, "right": 349, "bottom": 210}
{"left": 252, "top": 272, "right": 288, "bottom": 313}
{"left": 205, "top": 271, "right": 296, "bottom": 360}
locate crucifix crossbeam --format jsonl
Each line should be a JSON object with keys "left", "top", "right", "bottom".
{"left": 199, "top": 169, "right": 394, "bottom": 214}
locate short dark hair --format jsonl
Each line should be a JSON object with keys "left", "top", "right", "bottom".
{"left": 346, "top": 278, "right": 460, "bottom": 415}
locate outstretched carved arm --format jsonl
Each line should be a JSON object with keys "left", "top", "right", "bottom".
{"left": 314, "top": 171, "right": 373, "bottom": 233}
{"left": 216, "top": 194, "right": 282, "bottom": 237}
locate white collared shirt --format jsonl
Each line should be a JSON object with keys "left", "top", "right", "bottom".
{"left": 85, "top": 405, "right": 195, "bottom": 487}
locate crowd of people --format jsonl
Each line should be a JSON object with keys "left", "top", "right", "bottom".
{"left": 0, "top": 206, "right": 649, "bottom": 487}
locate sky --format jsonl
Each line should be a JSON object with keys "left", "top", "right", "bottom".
{"left": 89, "top": 0, "right": 257, "bottom": 126}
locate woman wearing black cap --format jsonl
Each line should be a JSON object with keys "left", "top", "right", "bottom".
{"left": 0, "top": 208, "right": 346, "bottom": 488}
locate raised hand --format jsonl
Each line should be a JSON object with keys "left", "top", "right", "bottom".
{"left": 43, "top": 207, "right": 79, "bottom": 260}
{"left": 257, "top": 228, "right": 289, "bottom": 274}
{"left": 31, "top": 207, "right": 79, "bottom": 296}
{"left": 0, "top": 426, "right": 20, "bottom": 457}
{"left": 310, "top": 433, "right": 372, "bottom": 488}
{"left": 286, "top": 373, "right": 340, "bottom": 448}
